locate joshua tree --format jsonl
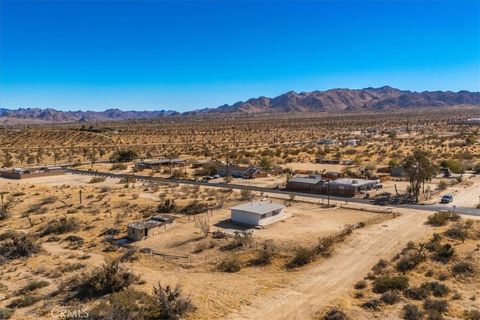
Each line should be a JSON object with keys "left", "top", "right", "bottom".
{"left": 403, "top": 149, "right": 437, "bottom": 202}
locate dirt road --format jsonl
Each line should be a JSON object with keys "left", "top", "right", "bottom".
{"left": 226, "top": 211, "right": 437, "bottom": 320}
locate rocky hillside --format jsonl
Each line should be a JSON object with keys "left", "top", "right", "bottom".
{"left": 1, "top": 87, "right": 479, "bottom": 123}
{"left": 194, "top": 86, "right": 480, "bottom": 114}
{"left": 0, "top": 108, "right": 178, "bottom": 123}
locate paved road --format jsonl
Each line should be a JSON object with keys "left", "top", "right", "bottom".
{"left": 66, "top": 168, "right": 480, "bottom": 216}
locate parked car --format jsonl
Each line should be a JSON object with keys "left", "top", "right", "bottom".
{"left": 440, "top": 194, "right": 453, "bottom": 203}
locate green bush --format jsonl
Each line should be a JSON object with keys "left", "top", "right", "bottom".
{"left": 373, "top": 275, "right": 409, "bottom": 293}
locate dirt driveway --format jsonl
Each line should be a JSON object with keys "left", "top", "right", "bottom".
{"left": 226, "top": 210, "right": 445, "bottom": 320}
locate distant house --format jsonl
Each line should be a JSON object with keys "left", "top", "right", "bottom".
{"left": 0, "top": 166, "right": 65, "bottom": 180}
{"left": 127, "top": 215, "right": 175, "bottom": 241}
{"left": 317, "top": 139, "right": 338, "bottom": 145}
{"left": 347, "top": 139, "right": 359, "bottom": 146}
{"left": 323, "top": 171, "right": 342, "bottom": 180}
{"left": 135, "top": 158, "right": 185, "bottom": 170}
{"left": 315, "top": 157, "right": 354, "bottom": 165}
{"left": 390, "top": 166, "right": 406, "bottom": 177}
{"left": 215, "top": 164, "right": 260, "bottom": 179}
{"left": 286, "top": 175, "right": 380, "bottom": 197}
{"left": 191, "top": 159, "right": 212, "bottom": 169}
{"left": 230, "top": 201, "right": 287, "bottom": 226}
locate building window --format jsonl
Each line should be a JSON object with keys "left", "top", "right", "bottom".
{"left": 260, "top": 213, "right": 267, "bottom": 219}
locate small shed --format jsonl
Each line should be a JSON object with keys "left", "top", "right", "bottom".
{"left": 230, "top": 201, "right": 286, "bottom": 226}
{"left": 127, "top": 214, "right": 175, "bottom": 241}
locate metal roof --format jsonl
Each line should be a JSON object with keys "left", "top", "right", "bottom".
{"left": 127, "top": 220, "right": 162, "bottom": 229}
{"left": 330, "top": 178, "right": 378, "bottom": 187}
{"left": 231, "top": 201, "right": 285, "bottom": 215}
{"left": 289, "top": 175, "right": 323, "bottom": 185}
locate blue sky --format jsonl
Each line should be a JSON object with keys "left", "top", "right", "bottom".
{"left": 0, "top": 0, "right": 479, "bottom": 112}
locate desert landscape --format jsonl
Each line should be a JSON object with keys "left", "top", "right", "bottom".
{"left": 1, "top": 1, "right": 479, "bottom": 319}
{"left": 0, "top": 108, "right": 479, "bottom": 320}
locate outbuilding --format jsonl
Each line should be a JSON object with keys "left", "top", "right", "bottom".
{"left": 230, "top": 201, "right": 286, "bottom": 226}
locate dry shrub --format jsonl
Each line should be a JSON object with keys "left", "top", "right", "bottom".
{"left": 373, "top": 275, "right": 409, "bottom": 293}
{"left": 218, "top": 255, "right": 242, "bottom": 273}
{"left": 0, "top": 231, "right": 41, "bottom": 262}
{"left": 403, "top": 304, "right": 424, "bottom": 320}
{"left": 322, "top": 307, "right": 348, "bottom": 320}
{"left": 39, "top": 217, "right": 80, "bottom": 236}
{"left": 72, "top": 259, "right": 139, "bottom": 300}
{"left": 288, "top": 246, "right": 316, "bottom": 268}
{"left": 427, "top": 211, "right": 460, "bottom": 226}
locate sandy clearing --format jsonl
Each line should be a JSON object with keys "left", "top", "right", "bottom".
{"left": 0, "top": 173, "right": 119, "bottom": 187}
{"left": 226, "top": 210, "right": 436, "bottom": 320}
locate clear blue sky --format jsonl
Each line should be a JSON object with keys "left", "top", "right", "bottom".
{"left": 0, "top": 0, "right": 479, "bottom": 112}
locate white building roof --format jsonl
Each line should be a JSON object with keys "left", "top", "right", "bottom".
{"left": 330, "top": 178, "right": 378, "bottom": 187}
{"left": 231, "top": 201, "right": 285, "bottom": 215}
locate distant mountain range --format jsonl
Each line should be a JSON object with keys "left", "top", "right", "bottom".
{"left": 1, "top": 87, "right": 479, "bottom": 123}
{"left": 190, "top": 86, "right": 480, "bottom": 114}
{"left": 0, "top": 108, "right": 178, "bottom": 124}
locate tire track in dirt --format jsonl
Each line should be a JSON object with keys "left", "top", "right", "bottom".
{"left": 227, "top": 211, "right": 433, "bottom": 320}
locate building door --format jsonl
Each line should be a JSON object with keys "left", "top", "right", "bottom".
{"left": 145, "top": 228, "right": 148, "bottom": 237}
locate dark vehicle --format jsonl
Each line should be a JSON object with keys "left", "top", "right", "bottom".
{"left": 440, "top": 194, "right": 453, "bottom": 203}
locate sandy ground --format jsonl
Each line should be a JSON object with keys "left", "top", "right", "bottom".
{"left": 0, "top": 174, "right": 119, "bottom": 187}
{"left": 226, "top": 209, "right": 453, "bottom": 320}
{"left": 438, "top": 176, "right": 480, "bottom": 208}
{"left": 282, "top": 162, "right": 346, "bottom": 173}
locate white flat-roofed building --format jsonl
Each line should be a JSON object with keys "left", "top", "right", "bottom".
{"left": 230, "top": 201, "right": 287, "bottom": 226}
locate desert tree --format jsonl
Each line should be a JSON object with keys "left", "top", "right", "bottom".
{"left": 402, "top": 149, "right": 437, "bottom": 202}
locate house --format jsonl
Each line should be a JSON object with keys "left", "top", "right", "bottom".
{"left": 191, "top": 159, "right": 212, "bottom": 169}
{"left": 286, "top": 175, "right": 380, "bottom": 197}
{"left": 347, "top": 139, "right": 359, "bottom": 146}
{"left": 0, "top": 166, "right": 65, "bottom": 180}
{"left": 135, "top": 158, "right": 186, "bottom": 170}
{"left": 127, "top": 214, "right": 175, "bottom": 241}
{"left": 230, "top": 201, "right": 286, "bottom": 226}
{"left": 315, "top": 157, "right": 354, "bottom": 165}
{"left": 390, "top": 166, "right": 406, "bottom": 177}
{"left": 317, "top": 139, "right": 338, "bottom": 145}
{"left": 215, "top": 164, "right": 260, "bottom": 179}
{"left": 323, "top": 171, "right": 342, "bottom": 180}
